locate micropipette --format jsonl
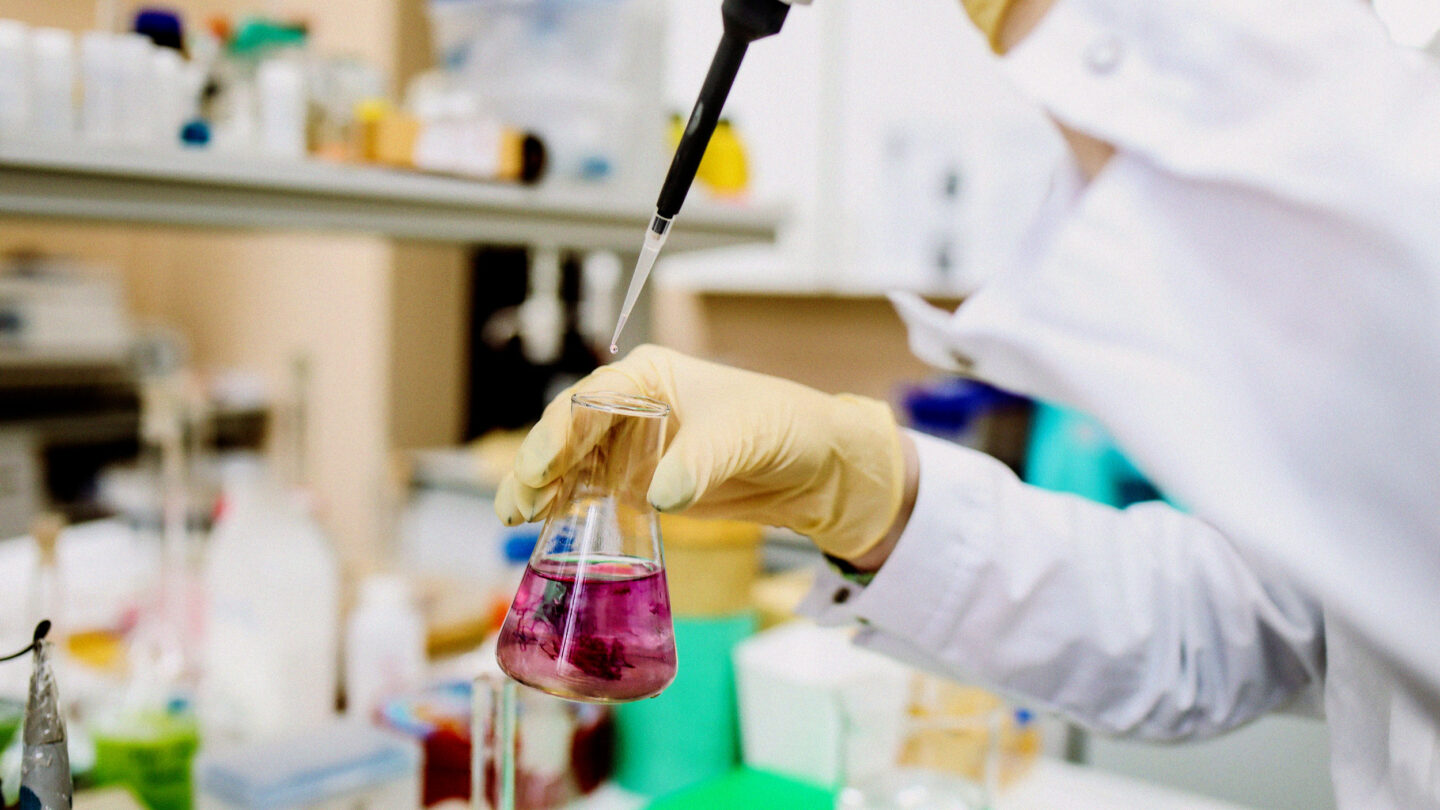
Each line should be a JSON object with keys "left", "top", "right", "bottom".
{"left": 610, "top": 0, "right": 808, "bottom": 353}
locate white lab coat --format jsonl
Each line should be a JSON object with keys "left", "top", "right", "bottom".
{"left": 803, "top": 0, "right": 1440, "bottom": 806}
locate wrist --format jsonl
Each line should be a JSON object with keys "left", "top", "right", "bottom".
{"left": 843, "top": 431, "right": 918, "bottom": 573}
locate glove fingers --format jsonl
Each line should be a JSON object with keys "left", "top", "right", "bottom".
{"left": 648, "top": 421, "right": 744, "bottom": 514}
{"left": 494, "top": 473, "right": 561, "bottom": 526}
{"left": 494, "top": 473, "right": 524, "bottom": 526}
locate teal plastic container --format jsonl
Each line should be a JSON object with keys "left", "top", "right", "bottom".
{"left": 1025, "top": 402, "right": 1170, "bottom": 508}
{"left": 613, "top": 613, "right": 757, "bottom": 796}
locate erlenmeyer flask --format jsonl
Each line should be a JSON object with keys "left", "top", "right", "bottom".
{"left": 497, "top": 392, "right": 676, "bottom": 703}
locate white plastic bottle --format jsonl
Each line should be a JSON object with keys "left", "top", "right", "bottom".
{"left": 0, "top": 20, "right": 29, "bottom": 137}
{"left": 345, "top": 574, "right": 425, "bottom": 722}
{"left": 256, "top": 57, "right": 306, "bottom": 158}
{"left": 29, "top": 28, "right": 74, "bottom": 139}
{"left": 201, "top": 458, "right": 340, "bottom": 743}
{"left": 114, "top": 33, "right": 155, "bottom": 146}
{"left": 80, "top": 31, "right": 119, "bottom": 142}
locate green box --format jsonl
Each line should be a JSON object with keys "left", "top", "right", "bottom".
{"left": 613, "top": 613, "right": 756, "bottom": 796}
{"left": 647, "top": 768, "right": 835, "bottom": 810}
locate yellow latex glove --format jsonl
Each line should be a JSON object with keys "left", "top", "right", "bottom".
{"left": 494, "top": 345, "right": 906, "bottom": 561}
{"left": 962, "top": 0, "right": 1021, "bottom": 52}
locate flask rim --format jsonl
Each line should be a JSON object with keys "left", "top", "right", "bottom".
{"left": 571, "top": 391, "right": 670, "bottom": 418}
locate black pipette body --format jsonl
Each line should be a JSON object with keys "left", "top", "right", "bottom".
{"left": 613, "top": 0, "right": 793, "bottom": 353}
{"left": 655, "top": 0, "right": 791, "bottom": 221}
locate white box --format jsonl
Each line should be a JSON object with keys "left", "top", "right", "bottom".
{"left": 734, "top": 622, "right": 911, "bottom": 786}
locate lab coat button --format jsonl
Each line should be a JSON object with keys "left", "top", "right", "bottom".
{"left": 832, "top": 587, "right": 852, "bottom": 604}
{"left": 1085, "top": 36, "right": 1124, "bottom": 74}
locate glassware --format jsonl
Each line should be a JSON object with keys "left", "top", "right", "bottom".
{"left": 471, "top": 673, "right": 615, "bottom": 810}
{"left": 496, "top": 392, "right": 675, "bottom": 703}
{"left": 836, "top": 679, "right": 1037, "bottom": 810}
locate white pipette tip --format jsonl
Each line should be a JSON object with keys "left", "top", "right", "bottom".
{"left": 609, "top": 213, "right": 672, "bottom": 354}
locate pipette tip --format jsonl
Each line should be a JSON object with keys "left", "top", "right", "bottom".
{"left": 609, "top": 213, "right": 671, "bottom": 353}
{"left": 608, "top": 312, "right": 630, "bottom": 355}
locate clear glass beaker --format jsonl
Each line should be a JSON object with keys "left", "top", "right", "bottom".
{"left": 471, "top": 673, "right": 615, "bottom": 810}
{"left": 836, "top": 679, "right": 1036, "bottom": 810}
{"left": 496, "top": 392, "right": 676, "bottom": 703}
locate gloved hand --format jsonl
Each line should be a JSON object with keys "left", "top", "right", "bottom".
{"left": 494, "top": 345, "right": 906, "bottom": 561}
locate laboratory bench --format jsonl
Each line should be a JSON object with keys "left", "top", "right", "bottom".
{"left": 554, "top": 758, "right": 1262, "bottom": 810}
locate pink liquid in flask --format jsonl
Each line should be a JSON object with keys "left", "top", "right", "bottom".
{"left": 497, "top": 555, "right": 676, "bottom": 703}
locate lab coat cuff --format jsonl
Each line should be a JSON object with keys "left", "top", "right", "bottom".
{"left": 800, "top": 431, "right": 998, "bottom": 651}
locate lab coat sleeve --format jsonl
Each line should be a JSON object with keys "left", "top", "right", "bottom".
{"left": 943, "top": 0, "right": 1440, "bottom": 717}
{"left": 802, "top": 431, "right": 1325, "bottom": 742}
{"left": 998, "top": 0, "right": 1439, "bottom": 243}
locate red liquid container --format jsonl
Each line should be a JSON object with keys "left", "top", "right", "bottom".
{"left": 497, "top": 556, "right": 675, "bottom": 702}
{"left": 496, "top": 392, "right": 675, "bottom": 704}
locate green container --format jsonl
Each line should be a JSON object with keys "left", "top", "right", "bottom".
{"left": 92, "top": 711, "right": 200, "bottom": 810}
{"left": 613, "top": 613, "right": 756, "bottom": 796}
{"left": 0, "top": 699, "right": 23, "bottom": 752}
{"left": 647, "top": 768, "right": 835, "bottom": 810}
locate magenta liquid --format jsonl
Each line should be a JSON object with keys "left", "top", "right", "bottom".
{"left": 496, "top": 555, "right": 676, "bottom": 702}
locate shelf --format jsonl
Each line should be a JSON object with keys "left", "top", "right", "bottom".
{"left": 0, "top": 140, "right": 783, "bottom": 252}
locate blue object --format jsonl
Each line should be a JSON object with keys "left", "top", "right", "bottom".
{"left": 503, "top": 528, "right": 541, "bottom": 564}
{"left": 578, "top": 155, "right": 613, "bottom": 181}
{"left": 180, "top": 119, "right": 211, "bottom": 147}
{"left": 132, "top": 9, "right": 184, "bottom": 51}
{"left": 902, "top": 377, "right": 1026, "bottom": 444}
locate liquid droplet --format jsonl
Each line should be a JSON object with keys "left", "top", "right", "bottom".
{"left": 609, "top": 343, "right": 619, "bottom": 355}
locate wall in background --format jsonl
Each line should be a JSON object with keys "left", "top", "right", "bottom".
{"left": 0, "top": 0, "right": 474, "bottom": 566}
{"left": 652, "top": 286, "right": 950, "bottom": 402}
{"left": 0, "top": 219, "right": 398, "bottom": 568}
{"left": 659, "top": 0, "right": 1064, "bottom": 295}
{"left": 388, "top": 240, "right": 469, "bottom": 452}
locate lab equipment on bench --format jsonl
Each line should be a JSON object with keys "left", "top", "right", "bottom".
{"left": 609, "top": 0, "right": 810, "bottom": 352}
{"left": 0, "top": 698, "right": 20, "bottom": 752}
{"left": 378, "top": 681, "right": 473, "bottom": 806}
{"left": 733, "top": 623, "right": 910, "bottom": 787}
{"left": 469, "top": 672, "right": 614, "bottom": 810}
{"left": 91, "top": 708, "right": 200, "bottom": 810}
{"left": 200, "top": 458, "right": 340, "bottom": 743}
{"left": 6, "top": 621, "right": 73, "bottom": 810}
{"left": 346, "top": 574, "right": 426, "bottom": 723}
{"left": 611, "top": 517, "right": 762, "bottom": 797}
{"left": 193, "top": 724, "right": 420, "bottom": 810}
{"left": 495, "top": 393, "right": 675, "bottom": 703}
{"left": 838, "top": 683, "right": 1008, "bottom": 810}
